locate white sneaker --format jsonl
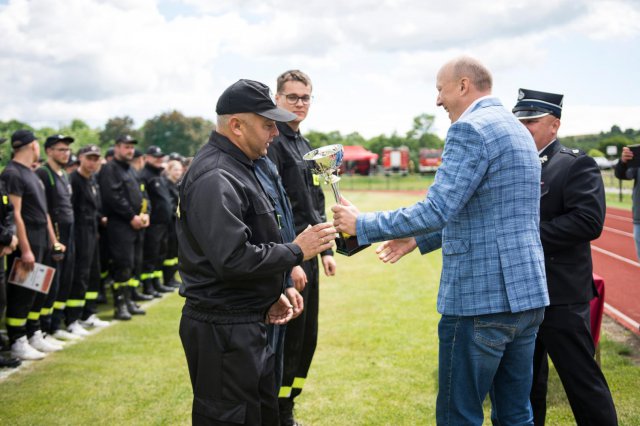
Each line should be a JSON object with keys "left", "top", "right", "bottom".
{"left": 29, "top": 330, "right": 63, "bottom": 352}
{"left": 11, "top": 336, "right": 46, "bottom": 360}
{"left": 52, "top": 329, "right": 82, "bottom": 341}
{"left": 67, "top": 321, "right": 90, "bottom": 337}
{"left": 44, "top": 334, "right": 67, "bottom": 346}
{"left": 79, "top": 314, "right": 110, "bottom": 328}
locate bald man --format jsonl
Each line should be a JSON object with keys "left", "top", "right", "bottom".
{"left": 333, "top": 57, "right": 549, "bottom": 425}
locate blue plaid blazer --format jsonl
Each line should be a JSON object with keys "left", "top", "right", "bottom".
{"left": 357, "top": 97, "right": 549, "bottom": 315}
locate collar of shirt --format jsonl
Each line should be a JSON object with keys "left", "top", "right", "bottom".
{"left": 458, "top": 95, "right": 495, "bottom": 121}
{"left": 209, "top": 131, "right": 254, "bottom": 168}
{"left": 114, "top": 158, "right": 130, "bottom": 170}
{"left": 538, "top": 139, "right": 557, "bottom": 155}
{"left": 276, "top": 121, "right": 299, "bottom": 141}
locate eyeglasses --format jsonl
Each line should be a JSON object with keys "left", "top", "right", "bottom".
{"left": 281, "top": 93, "right": 313, "bottom": 105}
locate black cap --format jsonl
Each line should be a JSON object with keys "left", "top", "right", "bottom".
{"left": 11, "top": 129, "right": 37, "bottom": 150}
{"left": 133, "top": 149, "right": 143, "bottom": 159}
{"left": 78, "top": 144, "right": 101, "bottom": 157}
{"left": 216, "top": 79, "right": 297, "bottom": 122}
{"left": 513, "top": 88, "right": 563, "bottom": 119}
{"left": 145, "top": 145, "right": 165, "bottom": 158}
{"left": 168, "top": 152, "right": 183, "bottom": 162}
{"left": 66, "top": 154, "right": 79, "bottom": 167}
{"left": 105, "top": 147, "right": 115, "bottom": 158}
{"left": 44, "top": 134, "right": 75, "bottom": 149}
{"left": 116, "top": 134, "right": 138, "bottom": 144}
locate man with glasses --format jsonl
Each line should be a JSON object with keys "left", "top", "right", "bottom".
{"left": 267, "top": 70, "right": 337, "bottom": 426}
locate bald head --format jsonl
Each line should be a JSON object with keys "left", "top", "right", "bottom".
{"left": 436, "top": 56, "right": 493, "bottom": 123}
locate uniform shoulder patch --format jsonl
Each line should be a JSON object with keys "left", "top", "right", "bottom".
{"left": 560, "top": 148, "right": 580, "bottom": 157}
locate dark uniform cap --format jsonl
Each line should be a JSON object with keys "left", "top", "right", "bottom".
{"left": 11, "top": 129, "right": 37, "bottom": 149}
{"left": 513, "top": 88, "right": 563, "bottom": 119}
{"left": 66, "top": 154, "right": 79, "bottom": 166}
{"left": 133, "top": 149, "right": 143, "bottom": 159}
{"left": 44, "top": 134, "right": 75, "bottom": 149}
{"left": 106, "top": 146, "right": 115, "bottom": 158}
{"left": 78, "top": 144, "right": 101, "bottom": 157}
{"left": 146, "top": 145, "right": 165, "bottom": 158}
{"left": 216, "top": 79, "right": 297, "bottom": 122}
{"left": 168, "top": 152, "right": 183, "bottom": 162}
{"left": 116, "top": 134, "right": 138, "bottom": 144}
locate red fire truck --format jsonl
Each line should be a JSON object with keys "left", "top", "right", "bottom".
{"left": 382, "top": 146, "right": 410, "bottom": 176}
{"left": 418, "top": 148, "right": 443, "bottom": 174}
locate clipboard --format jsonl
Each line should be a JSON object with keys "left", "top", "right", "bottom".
{"left": 8, "top": 258, "right": 56, "bottom": 294}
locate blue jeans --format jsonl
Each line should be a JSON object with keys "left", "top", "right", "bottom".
{"left": 436, "top": 308, "right": 545, "bottom": 426}
{"left": 634, "top": 224, "right": 640, "bottom": 261}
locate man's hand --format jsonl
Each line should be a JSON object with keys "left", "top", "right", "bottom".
{"left": 376, "top": 237, "right": 418, "bottom": 264}
{"left": 285, "top": 287, "right": 304, "bottom": 319}
{"left": 291, "top": 265, "right": 307, "bottom": 292}
{"left": 18, "top": 249, "right": 36, "bottom": 281}
{"left": 140, "top": 213, "right": 150, "bottom": 228}
{"left": 9, "top": 235, "right": 18, "bottom": 251}
{"left": 621, "top": 146, "right": 633, "bottom": 164}
{"left": 331, "top": 197, "right": 359, "bottom": 236}
{"left": 266, "top": 294, "right": 294, "bottom": 325}
{"left": 130, "top": 215, "right": 146, "bottom": 230}
{"left": 293, "top": 222, "right": 336, "bottom": 261}
{"left": 322, "top": 255, "right": 336, "bottom": 276}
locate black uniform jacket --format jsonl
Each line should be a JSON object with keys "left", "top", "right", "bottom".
{"left": 98, "top": 159, "right": 143, "bottom": 222}
{"left": 0, "top": 179, "right": 16, "bottom": 247}
{"left": 69, "top": 171, "right": 101, "bottom": 228}
{"left": 539, "top": 140, "right": 605, "bottom": 304}
{"left": 139, "top": 163, "right": 172, "bottom": 225}
{"left": 177, "top": 131, "right": 303, "bottom": 313}
{"left": 267, "top": 122, "right": 332, "bottom": 256}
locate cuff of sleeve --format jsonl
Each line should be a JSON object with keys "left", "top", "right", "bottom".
{"left": 286, "top": 242, "right": 304, "bottom": 265}
{"left": 355, "top": 212, "right": 379, "bottom": 245}
{"left": 0, "top": 233, "right": 12, "bottom": 247}
{"left": 320, "top": 249, "right": 334, "bottom": 257}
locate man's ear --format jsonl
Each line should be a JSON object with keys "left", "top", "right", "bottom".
{"left": 459, "top": 77, "right": 470, "bottom": 95}
{"left": 228, "top": 116, "right": 243, "bottom": 136}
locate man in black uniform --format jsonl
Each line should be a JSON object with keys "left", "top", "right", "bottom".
{"left": 139, "top": 145, "right": 174, "bottom": 296}
{"left": 0, "top": 136, "right": 21, "bottom": 368}
{"left": 178, "top": 79, "right": 336, "bottom": 426}
{"left": 99, "top": 135, "right": 149, "bottom": 320}
{"left": 513, "top": 89, "right": 617, "bottom": 425}
{"left": 162, "top": 158, "right": 184, "bottom": 288}
{"left": 69, "top": 145, "right": 110, "bottom": 329}
{"left": 36, "top": 134, "right": 81, "bottom": 341}
{"left": 267, "top": 70, "right": 337, "bottom": 425}
{"left": 2, "top": 130, "right": 65, "bottom": 359}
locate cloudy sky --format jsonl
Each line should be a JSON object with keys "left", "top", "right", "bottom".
{"left": 1, "top": 0, "right": 639, "bottom": 139}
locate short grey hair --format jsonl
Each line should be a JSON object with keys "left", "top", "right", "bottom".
{"left": 451, "top": 56, "right": 493, "bottom": 91}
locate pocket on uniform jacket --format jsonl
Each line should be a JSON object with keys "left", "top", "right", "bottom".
{"left": 251, "top": 194, "right": 275, "bottom": 215}
{"left": 192, "top": 395, "right": 246, "bottom": 424}
{"left": 442, "top": 239, "right": 469, "bottom": 255}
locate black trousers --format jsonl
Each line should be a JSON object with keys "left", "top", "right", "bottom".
{"left": 531, "top": 303, "right": 618, "bottom": 426}
{"left": 142, "top": 222, "right": 167, "bottom": 279}
{"left": 179, "top": 309, "right": 279, "bottom": 426}
{"left": 279, "top": 256, "right": 319, "bottom": 412}
{"left": 5, "top": 225, "right": 48, "bottom": 342}
{"left": 67, "top": 222, "right": 99, "bottom": 323}
{"left": 106, "top": 218, "right": 139, "bottom": 286}
{"left": 45, "top": 222, "right": 75, "bottom": 332}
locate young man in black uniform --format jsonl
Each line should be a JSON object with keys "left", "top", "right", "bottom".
{"left": 69, "top": 145, "right": 110, "bottom": 329}
{"left": 139, "top": 146, "right": 174, "bottom": 297}
{"left": 513, "top": 89, "right": 617, "bottom": 425}
{"left": 36, "top": 134, "right": 82, "bottom": 341}
{"left": 266, "top": 70, "right": 337, "bottom": 425}
{"left": 99, "top": 135, "right": 149, "bottom": 320}
{"left": 162, "top": 158, "right": 184, "bottom": 288}
{"left": 0, "top": 136, "right": 21, "bottom": 368}
{"left": 2, "top": 130, "right": 65, "bottom": 360}
{"left": 178, "top": 79, "right": 336, "bottom": 426}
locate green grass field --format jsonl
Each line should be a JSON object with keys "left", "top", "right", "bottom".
{"left": 1, "top": 191, "right": 638, "bottom": 425}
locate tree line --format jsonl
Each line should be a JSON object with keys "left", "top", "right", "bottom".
{"left": 1, "top": 112, "right": 636, "bottom": 165}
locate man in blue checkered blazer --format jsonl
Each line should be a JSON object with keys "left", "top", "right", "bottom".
{"left": 333, "top": 56, "right": 549, "bottom": 425}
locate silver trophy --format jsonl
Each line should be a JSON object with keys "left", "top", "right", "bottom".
{"left": 303, "top": 144, "right": 369, "bottom": 256}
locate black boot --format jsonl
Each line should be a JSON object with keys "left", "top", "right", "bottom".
{"left": 142, "top": 279, "right": 162, "bottom": 298}
{"left": 131, "top": 285, "right": 153, "bottom": 301}
{"left": 152, "top": 277, "right": 175, "bottom": 293}
{"left": 0, "top": 354, "right": 21, "bottom": 369}
{"left": 124, "top": 287, "right": 146, "bottom": 315}
{"left": 163, "top": 265, "right": 181, "bottom": 288}
{"left": 113, "top": 288, "right": 132, "bottom": 321}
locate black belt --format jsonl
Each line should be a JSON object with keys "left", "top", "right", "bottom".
{"left": 182, "top": 304, "right": 264, "bottom": 324}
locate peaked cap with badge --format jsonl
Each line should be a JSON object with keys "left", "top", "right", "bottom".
{"left": 513, "top": 88, "right": 563, "bottom": 120}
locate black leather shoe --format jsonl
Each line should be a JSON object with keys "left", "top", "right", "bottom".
{"left": 152, "top": 278, "right": 175, "bottom": 293}
{"left": 113, "top": 288, "right": 132, "bottom": 321}
{"left": 142, "top": 279, "right": 162, "bottom": 298}
{"left": 0, "top": 354, "right": 22, "bottom": 369}
{"left": 131, "top": 287, "right": 153, "bottom": 301}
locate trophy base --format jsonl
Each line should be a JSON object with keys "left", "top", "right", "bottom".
{"left": 335, "top": 235, "right": 370, "bottom": 256}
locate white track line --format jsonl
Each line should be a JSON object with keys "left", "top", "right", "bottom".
{"left": 604, "top": 302, "right": 640, "bottom": 331}
{"left": 607, "top": 213, "right": 633, "bottom": 222}
{"left": 603, "top": 226, "right": 634, "bottom": 238}
{"left": 591, "top": 245, "right": 640, "bottom": 268}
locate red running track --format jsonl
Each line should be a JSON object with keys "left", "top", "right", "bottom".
{"left": 591, "top": 207, "right": 640, "bottom": 336}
